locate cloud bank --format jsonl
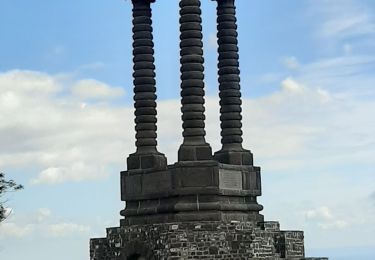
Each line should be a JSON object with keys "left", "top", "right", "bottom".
{"left": 0, "top": 69, "right": 374, "bottom": 185}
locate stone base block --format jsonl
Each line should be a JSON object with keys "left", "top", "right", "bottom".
{"left": 127, "top": 152, "right": 167, "bottom": 171}
{"left": 90, "top": 221, "right": 316, "bottom": 260}
{"left": 120, "top": 161, "right": 263, "bottom": 224}
{"left": 214, "top": 148, "right": 253, "bottom": 165}
{"left": 178, "top": 144, "right": 212, "bottom": 161}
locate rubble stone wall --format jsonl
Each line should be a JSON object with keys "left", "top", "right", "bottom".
{"left": 90, "top": 221, "right": 315, "bottom": 260}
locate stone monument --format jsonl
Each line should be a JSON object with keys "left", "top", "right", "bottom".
{"left": 90, "top": 0, "right": 328, "bottom": 259}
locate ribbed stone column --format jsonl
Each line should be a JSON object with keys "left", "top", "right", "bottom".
{"left": 127, "top": 0, "right": 167, "bottom": 170}
{"left": 178, "top": 0, "right": 212, "bottom": 161}
{"left": 213, "top": 0, "right": 253, "bottom": 165}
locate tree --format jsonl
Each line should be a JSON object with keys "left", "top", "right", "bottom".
{"left": 0, "top": 172, "right": 23, "bottom": 222}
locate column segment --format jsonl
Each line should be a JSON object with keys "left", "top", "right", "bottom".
{"left": 178, "top": 0, "right": 212, "bottom": 161}
{"left": 213, "top": 0, "right": 253, "bottom": 165}
{"left": 127, "top": 0, "right": 167, "bottom": 170}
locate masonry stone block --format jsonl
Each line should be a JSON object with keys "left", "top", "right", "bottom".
{"left": 91, "top": 222, "right": 307, "bottom": 260}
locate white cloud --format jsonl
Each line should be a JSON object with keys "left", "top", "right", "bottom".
{"left": 283, "top": 54, "right": 375, "bottom": 102}
{"left": 47, "top": 222, "right": 90, "bottom": 237}
{"left": 283, "top": 56, "right": 300, "bottom": 70}
{"left": 36, "top": 208, "right": 51, "bottom": 222}
{"left": 0, "top": 91, "right": 21, "bottom": 109}
{"left": 31, "top": 163, "right": 109, "bottom": 185}
{"left": 318, "top": 220, "right": 349, "bottom": 230}
{"left": 0, "top": 221, "right": 90, "bottom": 239}
{"left": 305, "top": 206, "right": 333, "bottom": 221}
{"left": 207, "top": 33, "right": 218, "bottom": 50}
{"left": 0, "top": 223, "right": 34, "bottom": 238}
{"left": 78, "top": 62, "right": 106, "bottom": 71}
{"left": 305, "top": 206, "right": 349, "bottom": 230}
{"left": 1, "top": 69, "right": 374, "bottom": 185}
{"left": 0, "top": 208, "right": 90, "bottom": 239}
{"left": 310, "top": 0, "right": 375, "bottom": 40}
{"left": 71, "top": 79, "right": 125, "bottom": 100}
{"left": 256, "top": 72, "right": 283, "bottom": 84}
{"left": 302, "top": 206, "right": 351, "bottom": 231}
{"left": 0, "top": 70, "right": 132, "bottom": 184}
{"left": 281, "top": 77, "right": 306, "bottom": 93}
{"left": 301, "top": 55, "right": 375, "bottom": 79}
{"left": 0, "top": 70, "right": 60, "bottom": 94}
{"left": 281, "top": 77, "right": 331, "bottom": 102}
{"left": 321, "top": 12, "right": 373, "bottom": 39}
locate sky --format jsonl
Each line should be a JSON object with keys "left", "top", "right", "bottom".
{"left": 0, "top": 0, "right": 375, "bottom": 259}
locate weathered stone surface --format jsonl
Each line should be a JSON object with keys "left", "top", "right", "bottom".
{"left": 178, "top": 0, "right": 213, "bottom": 162}
{"left": 127, "top": 152, "right": 167, "bottom": 171}
{"left": 91, "top": 221, "right": 307, "bottom": 260}
{"left": 128, "top": 0, "right": 167, "bottom": 171}
{"left": 214, "top": 148, "right": 253, "bottom": 166}
{"left": 120, "top": 161, "right": 263, "bottom": 225}
{"left": 90, "top": 238, "right": 110, "bottom": 260}
{"left": 213, "top": 0, "right": 254, "bottom": 166}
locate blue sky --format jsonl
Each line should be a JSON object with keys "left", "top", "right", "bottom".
{"left": 0, "top": 0, "right": 375, "bottom": 259}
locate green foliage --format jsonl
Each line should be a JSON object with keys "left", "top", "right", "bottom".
{"left": 0, "top": 172, "right": 23, "bottom": 222}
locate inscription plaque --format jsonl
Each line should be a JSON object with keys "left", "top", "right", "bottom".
{"left": 219, "top": 169, "right": 243, "bottom": 190}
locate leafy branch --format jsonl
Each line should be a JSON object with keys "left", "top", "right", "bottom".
{"left": 0, "top": 172, "right": 23, "bottom": 222}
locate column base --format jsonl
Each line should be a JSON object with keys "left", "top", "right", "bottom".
{"left": 178, "top": 144, "right": 212, "bottom": 161}
{"left": 214, "top": 148, "right": 253, "bottom": 165}
{"left": 127, "top": 152, "right": 167, "bottom": 171}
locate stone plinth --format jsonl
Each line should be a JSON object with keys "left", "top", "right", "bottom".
{"left": 120, "top": 161, "right": 263, "bottom": 225}
{"left": 91, "top": 221, "right": 307, "bottom": 260}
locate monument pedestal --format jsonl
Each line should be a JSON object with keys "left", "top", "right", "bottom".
{"left": 120, "top": 161, "right": 263, "bottom": 225}
{"left": 90, "top": 162, "right": 326, "bottom": 259}
{"left": 91, "top": 221, "right": 327, "bottom": 260}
